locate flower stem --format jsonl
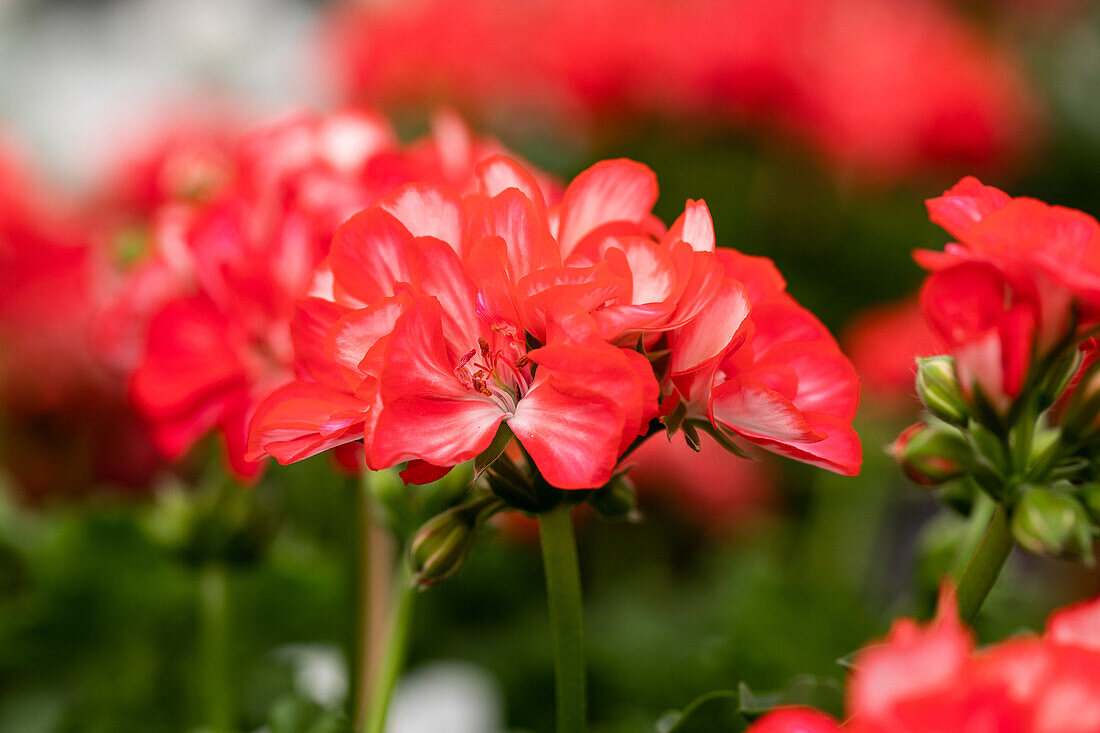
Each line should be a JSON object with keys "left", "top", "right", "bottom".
{"left": 950, "top": 489, "right": 995, "bottom": 579}
{"left": 364, "top": 562, "right": 416, "bottom": 733}
{"left": 198, "top": 562, "right": 233, "bottom": 733}
{"left": 350, "top": 471, "right": 398, "bottom": 730}
{"left": 955, "top": 503, "right": 1014, "bottom": 623}
{"left": 538, "top": 503, "right": 586, "bottom": 733}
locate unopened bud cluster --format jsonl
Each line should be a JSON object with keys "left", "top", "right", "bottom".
{"left": 894, "top": 350, "right": 1100, "bottom": 563}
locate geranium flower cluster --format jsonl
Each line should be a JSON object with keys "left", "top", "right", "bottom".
{"left": 895, "top": 178, "right": 1100, "bottom": 560}
{"left": 325, "top": 0, "right": 1038, "bottom": 181}
{"left": 122, "top": 109, "right": 558, "bottom": 480}
{"left": 247, "top": 156, "right": 862, "bottom": 492}
{"left": 749, "top": 589, "right": 1100, "bottom": 733}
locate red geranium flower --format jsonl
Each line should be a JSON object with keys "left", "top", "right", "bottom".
{"left": 249, "top": 155, "right": 862, "bottom": 488}
{"left": 916, "top": 177, "right": 1100, "bottom": 412}
{"left": 127, "top": 109, "right": 553, "bottom": 481}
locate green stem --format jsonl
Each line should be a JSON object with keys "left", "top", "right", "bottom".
{"left": 348, "top": 473, "right": 368, "bottom": 729}
{"left": 950, "top": 489, "right": 995, "bottom": 579}
{"left": 198, "top": 563, "right": 233, "bottom": 733}
{"left": 538, "top": 504, "right": 586, "bottom": 733}
{"left": 955, "top": 504, "right": 1014, "bottom": 624}
{"left": 364, "top": 563, "right": 416, "bottom": 733}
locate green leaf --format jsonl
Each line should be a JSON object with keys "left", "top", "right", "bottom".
{"left": 682, "top": 422, "right": 702, "bottom": 452}
{"left": 697, "top": 421, "right": 751, "bottom": 459}
{"left": 664, "top": 400, "right": 688, "bottom": 437}
{"left": 737, "top": 676, "right": 844, "bottom": 720}
{"left": 656, "top": 690, "right": 748, "bottom": 733}
{"left": 473, "top": 424, "right": 515, "bottom": 480}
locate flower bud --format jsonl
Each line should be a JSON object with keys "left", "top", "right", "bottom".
{"left": 916, "top": 356, "right": 969, "bottom": 426}
{"left": 588, "top": 474, "right": 640, "bottom": 521}
{"left": 1011, "top": 488, "right": 1095, "bottom": 563}
{"left": 408, "top": 495, "right": 502, "bottom": 588}
{"left": 891, "top": 422, "right": 971, "bottom": 487}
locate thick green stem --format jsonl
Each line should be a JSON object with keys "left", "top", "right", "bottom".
{"left": 198, "top": 563, "right": 233, "bottom": 733}
{"left": 955, "top": 504, "right": 1014, "bottom": 623}
{"left": 538, "top": 504, "right": 586, "bottom": 733}
{"left": 349, "top": 470, "right": 399, "bottom": 730}
{"left": 364, "top": 564, "right": 416, "bottom": 733}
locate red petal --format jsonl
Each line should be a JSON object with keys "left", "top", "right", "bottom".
{"left": 556, "top": 159, "right": 658, "bottom": 257}
{"left": 378, "top": 182, "right": 463, "bottom": 248}
{"left": 664, "top": 199, "right": 715, "bottom": 252}
{"left": 711, "top": 375, "right": 821, "bottom": 444}
{"left": 330, "top": 207, "right": 418, "bottom": 304}
{"left": 400, "top": 459, "right": 454, "bottom": 485}
{"left": 509, "top": 375, "right": 623, "bottom": 489}
{"left": 926, "top": 176, "right": 1011, "bottom": 240}
{"left": 466, "top": 187, "right": 560, "bottom": 280}
{"left": 670, "top": 279, "right": 751, "bottom": 375}
{"left": 1048, "top": 597, "right": 1100, "bottom": 654}
{"left": 746, "top": 708, "right": 841, "bottom": 733}
{"left": 475, "top": 154, "right": 548, "bottom": 213}
{"left": 132, "top": 297, "right": 245, "bottom": 416}
{"left": 246, "top": 381, "right": 370, "bottom": 464}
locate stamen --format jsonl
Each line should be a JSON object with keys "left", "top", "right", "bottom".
{"left": 455, "top": 349, "right": 476, "bottom": 370}
{"left": 478, "top": 337, "right": 491, "bottom": 358}
{"left": 514, "top": 354, "right": 530, "bottom": 369}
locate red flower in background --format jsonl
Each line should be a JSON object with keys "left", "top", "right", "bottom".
{"left": 324, "top": 0, "right": 1038, "bottom": 182}
{"left": 749, "top": 589, "right": 1100, "bottom": 733}
{"left": 628, "top": 433, "right": 776, "bottom": 533}
{"left": 843, "top": 296, "right": 940, "bottom": 415}
{"left": 125, "top": 109, "right": 555, "bottom": 481}
{"left": 916, "top": 177, "right": 1100, "bottom": 412}
{"left": 0, "top": 139, "right": 164, "bottom": 500}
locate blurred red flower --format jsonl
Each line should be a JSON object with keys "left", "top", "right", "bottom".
{"left": 749, "top": 589, "right": 1100, "bottom": 732}
{"left": 843, "top": 296, "right": 940, "bottom": 415}
{"left": 324, "top": 0, "right": 1038, "bottom": 182}
{"left": 628, "top": 433, "right": 776, "bottom": 533}
{"left": 0, "top": 140, "right": 164, "bottom": 500}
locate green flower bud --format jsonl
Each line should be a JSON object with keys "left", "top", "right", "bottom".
{"left": 1011, "top": 488, "right": 1095, "bottom": 563}
{"left": 891, "top": 421, "right": 971, "bottom": 487}
{"left": 1078, "top": 483, "right": 1100, "bottom": 524}
{"left": 408, "top": 495, "right": 502, "bottom": 588}
{"left": 588, "top": 474, "right": 640, "bottom": 521}
{"left": 916, "top": 356, "right": 969, "bottom": 426}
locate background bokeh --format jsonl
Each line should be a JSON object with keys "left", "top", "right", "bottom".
{"left": 2, "top": 1, "right": 1100, "bottom": 731}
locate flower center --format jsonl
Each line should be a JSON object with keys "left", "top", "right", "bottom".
{"left": 453, "top": 336, "right": 531, "bottom": 413}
